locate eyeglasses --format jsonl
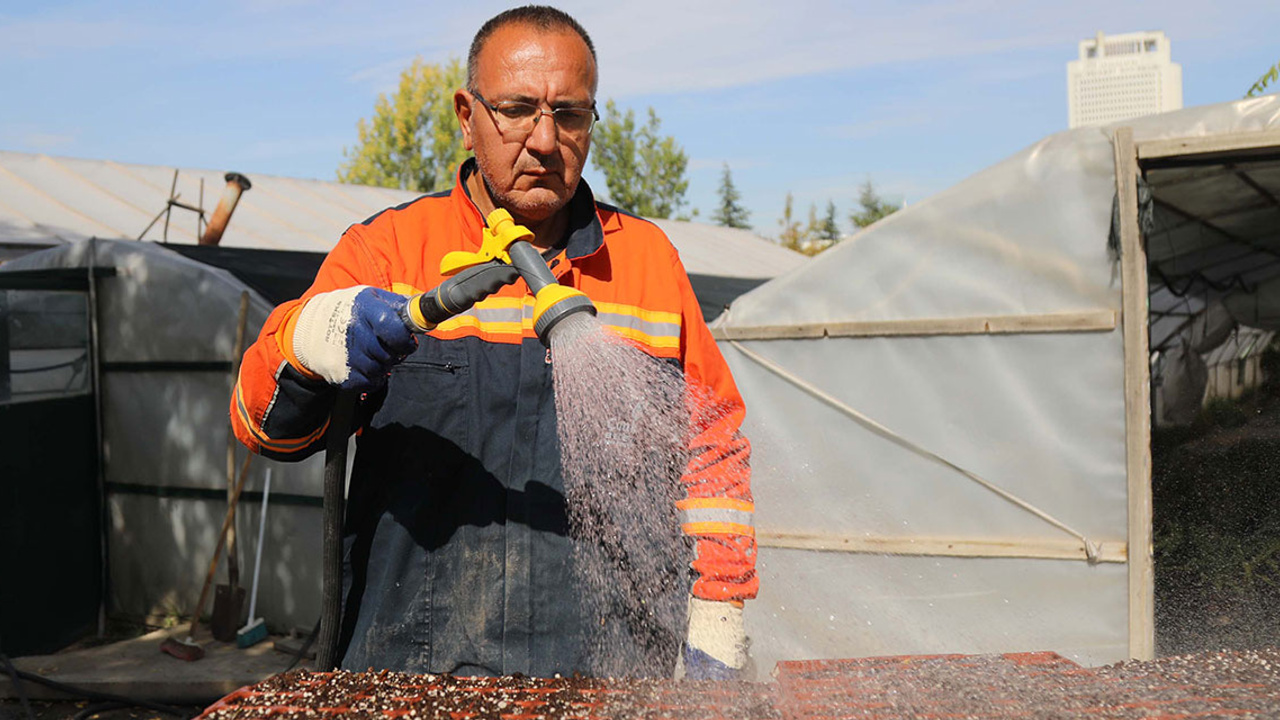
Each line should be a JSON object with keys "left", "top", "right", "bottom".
{"left": 470, "top": 89, "right": 599, "bottom": 142}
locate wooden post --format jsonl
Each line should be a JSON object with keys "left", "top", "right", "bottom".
{"left": 225, "top": 292, "right": 250, "bottom": 590}
{"left": 1114, "top": 127, "right": 1154, "bottom": 660}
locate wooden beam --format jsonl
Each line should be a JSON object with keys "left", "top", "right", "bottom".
{"left": 1115, "top": 127, "right": 1155, "bottom": 660}
{"left": 1137, "top": 128, "right": 1280, "bottom": 161}
{"left": 1152, "top": 197, "right": 1280, "bottom": 261}
{"left": 711, "top": 310, "right": 1117, "bottom": 341}
{"left": 756, "top": 530, "right": 1127, "bottom": 564}
{"left": 1231, "top": 164, "right": 1280, "bottom": 215}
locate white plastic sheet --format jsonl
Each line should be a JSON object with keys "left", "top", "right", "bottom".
{"left": 719, "top": 96, "right": 1280, "bottom": 669}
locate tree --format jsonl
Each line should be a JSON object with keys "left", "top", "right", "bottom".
{"left": 1247, "top": 61, "right": 1280, "bottom": 97}
{"left": 820, "top": 200, "right": 841, "bottom": 246}
{"left": 590, "top": 100, "right": 689, "bottom": 218}
{"left": 712, "top": 163, "right": 751, "bottom": 229}
{"left": 777, "top": 192, "right": 806, "bottom": 252}
{"left": 849, "top": 179, "right": 900, "bottom": 230}
{"left": 338, "top": 57, "right": 469, "bottom": 193}
{"left": 804, "top": 202, "right": 822, "bottom": 245}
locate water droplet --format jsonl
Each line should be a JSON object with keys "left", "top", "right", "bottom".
{"left": 548, "top": 313, "right": 706, "bottom": 675}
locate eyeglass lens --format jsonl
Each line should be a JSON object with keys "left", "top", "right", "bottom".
{"left": 491, "top": 101, "right": 595, "bottom": 137}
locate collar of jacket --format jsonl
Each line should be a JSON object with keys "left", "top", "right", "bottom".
{"left": 452, "top": 158, "right": 606, "bottom": 267}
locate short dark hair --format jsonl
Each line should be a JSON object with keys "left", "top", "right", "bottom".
{"left": 467, "top": 5, "right": 597, "bottom": 91}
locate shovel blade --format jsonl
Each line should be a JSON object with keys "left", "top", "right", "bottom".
{"left": 211, "top": 584, "right": 246, "bottom": 642}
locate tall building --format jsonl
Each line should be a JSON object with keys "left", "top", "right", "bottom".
{"left": 1067, "top": 31, "right": 1182, "bottom": 129}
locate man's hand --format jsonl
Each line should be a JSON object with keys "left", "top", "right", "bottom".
{"left": 291, "top": 286, "right": 417, "bottom": 392}
{"left": 684, "top": 597, "right": 748, "bottom": 680}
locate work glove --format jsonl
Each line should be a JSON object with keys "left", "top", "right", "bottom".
{"left": 291, "top": 286, "right": 417, "bottom": 392}
{"left": 683, "top": 597, "right": 748, "bottom": 680}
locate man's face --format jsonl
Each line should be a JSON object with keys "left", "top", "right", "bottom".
{"left": 457, "top": 24, "right": 597, "bottom": 224}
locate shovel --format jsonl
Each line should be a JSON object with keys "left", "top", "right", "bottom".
{"left": 212, "top": 292, "right": 250, "bottom": 642}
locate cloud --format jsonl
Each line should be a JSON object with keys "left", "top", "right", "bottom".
{"left": 0, "top": 4, "right": 480, "bottom": 65}
{"left": 561, "top": 0, "right": 1270, "bottom": 97}
{"left": 347, "top": 55, "right": 421, "bottom": 94}
{"left": 0, "top": 14, "right": 144, "bottom": 59}
{"left": 229, "top": 134, "right": 350, "bottom": 163}
{"left": 0, "top": 125, "right": 78, "bottom": 151}
{"left": 3, "top": 0, "right": 1271, "bottom": 91}
{"left": 687, "top": 157, "right": 766, "bottom": 172}
{"left": 827, "top": 112, "right": 932, "bottom": 141}
{"left": 23, "top": 132, "right": 77, "bottom": 149}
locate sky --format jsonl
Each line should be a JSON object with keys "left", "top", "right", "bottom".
{"left": 2, "top": 0, "right": 1279, "bottom": 240}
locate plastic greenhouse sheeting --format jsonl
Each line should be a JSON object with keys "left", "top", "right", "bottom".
{"left": 716, "top": 96, "right": 1280, "bottom": 672}
{"left": 0, "top": 239, "right": 328, "bottom": 631}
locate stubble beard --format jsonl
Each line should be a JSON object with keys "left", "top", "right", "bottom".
{"left": 475, "top": 154, "right": 575, "bottom": 224}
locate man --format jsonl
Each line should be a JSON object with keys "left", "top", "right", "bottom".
{"left": 231, "top": 5, "right": 756, "bottom": 678}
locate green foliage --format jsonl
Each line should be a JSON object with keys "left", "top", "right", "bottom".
{"left": 1246, "top": 61, "right": 1280, "bottom": 98}
{"left": 776, "top": 194, "right": 847, "bottom": 256}
{"left": 777, "top": 192, "right": 805, "bottom": 252}
{"left": 776, "top": 194, "right": 845, "bottom": 255}
{"left": 590, "top": 100, "right": 689, "bottom": 218}
{"left": 712, "top": 164, "right": 751, "bottom": 229}
{"left": 820, "top": 200, "right": 841, "bottom": 245}
{"left": 803, "top": 202, "right": 822, "bottom": 245}
{"left": 338, "top": 57, "right": 469, "bottom": 193}
{"left": 849, "top": 179, "right": 900, "bottom": 229}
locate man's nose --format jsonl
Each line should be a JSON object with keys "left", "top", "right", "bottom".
{"left": 525, "top": 111, "right": 560, "bottom": 154}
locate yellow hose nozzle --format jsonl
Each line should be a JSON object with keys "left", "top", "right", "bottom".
{"left": 532, "top": 284, "right": 596, "bottom": 342}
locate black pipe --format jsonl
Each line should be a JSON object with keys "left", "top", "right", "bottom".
{"left": 316, "top": 390, "right": 357, "bottom": 670}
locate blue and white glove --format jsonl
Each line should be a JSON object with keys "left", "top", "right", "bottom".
{"left": 683, "top": 597, "right": 748, "bottom": 680}
{"left": 291, "top": 286, "right": 417, "bottom": 392}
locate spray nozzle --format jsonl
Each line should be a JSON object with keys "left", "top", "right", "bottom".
{"left": 497, "top": 217, "right": 596, "bottom": 345}
{"left": 404, "top": 209, "right": 595, "bottom": 343}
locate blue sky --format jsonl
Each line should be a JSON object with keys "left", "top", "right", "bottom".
{"left": 2, "top": 1, "right": 1278, "bottom": 239}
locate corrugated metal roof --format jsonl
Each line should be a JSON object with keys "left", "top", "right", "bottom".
{"left": 0, "top": 150, "right": 414, "bottom": 252}
{"left": 0, "top": 150, "right": 804, "bottom": 278}
{"left": 649, "top": 217, "right": 807, "bottom": 279}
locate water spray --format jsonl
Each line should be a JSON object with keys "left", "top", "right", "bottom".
{"left": 401, "top": 208, "right": 596, "bottom": 345}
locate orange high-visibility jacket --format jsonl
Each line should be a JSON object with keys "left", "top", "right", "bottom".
{"left": 231, "top": 162, "right": 756, "bottom": 674}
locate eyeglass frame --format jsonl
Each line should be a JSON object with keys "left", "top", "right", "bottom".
{"left": 469, "top": 88, "right": 600, "bottom": 141}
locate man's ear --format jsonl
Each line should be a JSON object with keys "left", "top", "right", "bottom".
{"left": 455, "top": 89, "right": 475, "bottom": 151}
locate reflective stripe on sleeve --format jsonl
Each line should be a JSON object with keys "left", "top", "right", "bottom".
{"left": 677, "top": 497, "right": 755, "bottom": 536}
{"left": 595, "top": 310, "right": 681, "bottom": 350}
{"left": 426, "top": 296, "right": 682, "bottom": 353}
{"left": 234, "top": 382, "right": 330, "bottom": 454}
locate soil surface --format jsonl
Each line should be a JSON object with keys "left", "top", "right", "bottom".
{"left": 182, "top": 648, "right": 1280, "bottom": 720}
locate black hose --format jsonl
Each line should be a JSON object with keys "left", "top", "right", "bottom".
{"left": 73, "top": 700, "right": 129, "bottom": 720}
{"left": 286, "top": 618, "right": 322, "bottom": 672}
{"left": 315, "top": 390, "right": 358, "bottom": 671}
{"left": 0, "top": 647, "right": 36, "bottom": 720}
{"left": 1, "top": 662, "right": 190, "bottom": 718}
